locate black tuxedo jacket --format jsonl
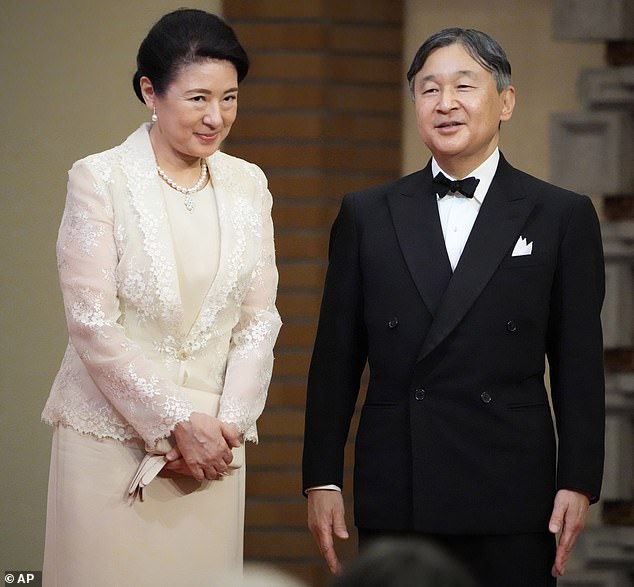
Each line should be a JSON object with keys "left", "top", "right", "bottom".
{"left": 302, "top": 155, "right": 605, "bottom": 534}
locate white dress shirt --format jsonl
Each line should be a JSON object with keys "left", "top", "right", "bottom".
{"left": 433, "top": 149, "right": 499, "bottom": 271}
{"left": 308, "top": 149, "right": 501, "bottom": 493}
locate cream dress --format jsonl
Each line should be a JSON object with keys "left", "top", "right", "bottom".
{"left": 43, "top": 183, "right": 245, "bottom": 586}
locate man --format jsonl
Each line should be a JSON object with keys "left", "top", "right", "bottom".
{"left": 302, "top": 28, "right": 605, "bottom": 586}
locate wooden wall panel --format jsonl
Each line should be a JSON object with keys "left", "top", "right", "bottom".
{"left": 277, "top": 263, "right": 327, "bottom": 288}
{"left": 226, "top": 0, "right": 326, "bottom": 19}
{"left": 266, "top": 381, "right": 310, "bottom": 407}
{"left": 327, "top": 0, "right": 403, "bottom": 22}
{"left": 329, "top": 25, "right": 402, "bottom": 54}
{"left": 237, "top": 83, "right": 329, "bottom": 110}
{"left": 273, "top": 204, "right": 339, "bottom": 228}
{"left": 328, "top": 55, "right": 402, "bottom": 84}
{"left": 248, "top": 54, "right": 328, "bottom": 80}
{"left": 273, "top": 352, "right": 312, "bottom": 377}
{"left": 236, "top": 23, "right": 326, "bottom": 50}
{"left": 224, "top": 2, "right": 403, "bottom": 585}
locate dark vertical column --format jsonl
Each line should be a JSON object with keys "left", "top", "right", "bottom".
{"left": 224, "top": 1, "right": 404, "bottom": 584}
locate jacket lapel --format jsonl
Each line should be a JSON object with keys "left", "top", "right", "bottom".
{"left": 387, "top": 163, "right": 453, "bottom": 316}
{"left": 118, "top": 127, "right": 252, "bottom": 348}
{"left": 418, "top": 156, "right": 536, "bottom": 360}
{"left": 121, "top": 124, "right": 183, "bottom": 330}
{"left": 184, "top": 151, "right": 242, "bottom": 349}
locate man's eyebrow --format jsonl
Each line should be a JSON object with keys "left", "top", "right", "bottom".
{"left": 417, "top": 70, "right": 479, "bottom": 83}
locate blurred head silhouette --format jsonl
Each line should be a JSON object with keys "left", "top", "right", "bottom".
{"left": 331, "top": 538, "right": 476, "bottom": 587}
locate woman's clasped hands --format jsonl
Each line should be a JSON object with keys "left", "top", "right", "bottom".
{"left": 163, "top": 412, "right": 242, "bottom": 481}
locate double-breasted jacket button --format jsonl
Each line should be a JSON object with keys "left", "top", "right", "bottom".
{"left": 388, "top": 317, "right": 399, "bottom": 329}
{"left": 480, "top": 391, "right": 492, "bottom": 404}
{"left": 506, "top": 320, "right": 518, "bottom": 333}
{"left": 414, "top": 388, "right": 426, "bottom": 401}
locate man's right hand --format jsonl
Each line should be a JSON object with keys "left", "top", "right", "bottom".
{"left": 307, "top": 489, "right": 349, "bottom": 574}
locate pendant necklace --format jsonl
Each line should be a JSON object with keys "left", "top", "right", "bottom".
{"left": 157, "top": 160, "right": 208, "bottom": 212}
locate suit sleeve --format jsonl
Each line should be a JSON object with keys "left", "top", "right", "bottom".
{"left": 56, "top": 161, "right": 193, "bottom": 446}
{"left": 302, "top": 193, "right": 368, "bottom": 493}
{"left": 218, "top": 164, "right": 282, "bottom": 443}
{"left": 547, "top": 195, "right": 605, "bottom": 502}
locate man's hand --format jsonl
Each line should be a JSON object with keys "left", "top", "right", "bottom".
{"left": 549, "top": 489, "right": 590, "bottom": 577}
{"left": 307, "top": 489, "right": 349, "bottom": 574}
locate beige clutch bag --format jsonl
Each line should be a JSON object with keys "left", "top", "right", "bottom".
{"left": 127, "top": 388, "right": 244, "bottom": 502}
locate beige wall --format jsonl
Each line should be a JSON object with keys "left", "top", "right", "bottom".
{"left": 0, "top": 0, "right": 604, "bottom": 573}
{"left": 0, "top": 0, "right": 221, "bottom": 570}
{"left": 403, "top": 0, "right": 604, "bottom": 179}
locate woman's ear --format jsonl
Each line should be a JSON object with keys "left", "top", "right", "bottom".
{"left": 139, "top": 76, "right": 156, "bottom": 111}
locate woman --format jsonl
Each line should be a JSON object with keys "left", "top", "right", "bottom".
{"left": 41, "top": 9, "right": 281, "bottom": 586}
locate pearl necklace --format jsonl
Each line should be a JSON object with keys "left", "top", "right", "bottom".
{"left": 156, "top": 161, "right": 208, "bottom": 212}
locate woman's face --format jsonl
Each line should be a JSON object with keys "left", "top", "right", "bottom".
{"left": 144, "top": 58, "right": 239, "bottom": 166}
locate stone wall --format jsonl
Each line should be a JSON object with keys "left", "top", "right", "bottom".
{"left": 552, "top": 1, "right": 634, "bottom": 584}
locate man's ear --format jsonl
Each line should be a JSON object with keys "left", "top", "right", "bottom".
{"left": 500, "top": 86, "right": 516, "bottom": 122}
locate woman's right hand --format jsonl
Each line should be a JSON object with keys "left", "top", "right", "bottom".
{"left": 163, "top": 413, "right": 241, "bottom": 481}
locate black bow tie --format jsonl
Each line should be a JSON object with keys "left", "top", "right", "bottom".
{"left": 433, "top": 172, "right": 480, "bottom": 198}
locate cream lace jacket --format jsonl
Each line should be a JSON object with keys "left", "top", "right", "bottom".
{"left": 42, "top": 124, "right": 281, "bottom": 447}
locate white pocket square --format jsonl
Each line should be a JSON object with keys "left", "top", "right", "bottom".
{"left": 511, "top": 236, "right": 533, "bottom": 257}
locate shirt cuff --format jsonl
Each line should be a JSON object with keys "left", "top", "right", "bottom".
{"left": 306, "top": 484, "right": 341, "bottom": 492}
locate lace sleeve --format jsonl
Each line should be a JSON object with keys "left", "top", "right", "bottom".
{"left": 218, "top": 168, "right": 282, "bottom": 442}
{"left": 57, "top": 161, "right": 192, "bottom": 445}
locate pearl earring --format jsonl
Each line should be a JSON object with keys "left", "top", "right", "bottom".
{"left": 151, "top": 105, "right": 158, "bottom": 123}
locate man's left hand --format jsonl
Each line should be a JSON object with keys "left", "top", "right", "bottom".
{"left": 548, "top": 489, "right": 590, "bottom": 577}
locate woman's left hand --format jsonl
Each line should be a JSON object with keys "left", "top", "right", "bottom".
{"left": 160, "top": 448, "right": 195, "bottom": 477}
{"left": 161, "top": 415, "right": 241, "bottom": 481}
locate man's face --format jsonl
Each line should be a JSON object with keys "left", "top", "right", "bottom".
{"left": 412, "top": 43, "right": 515, "bottom": 177}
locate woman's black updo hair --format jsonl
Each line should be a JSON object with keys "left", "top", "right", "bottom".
{"left": 132, "top": 8, "right": 249, "bottom": 104}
